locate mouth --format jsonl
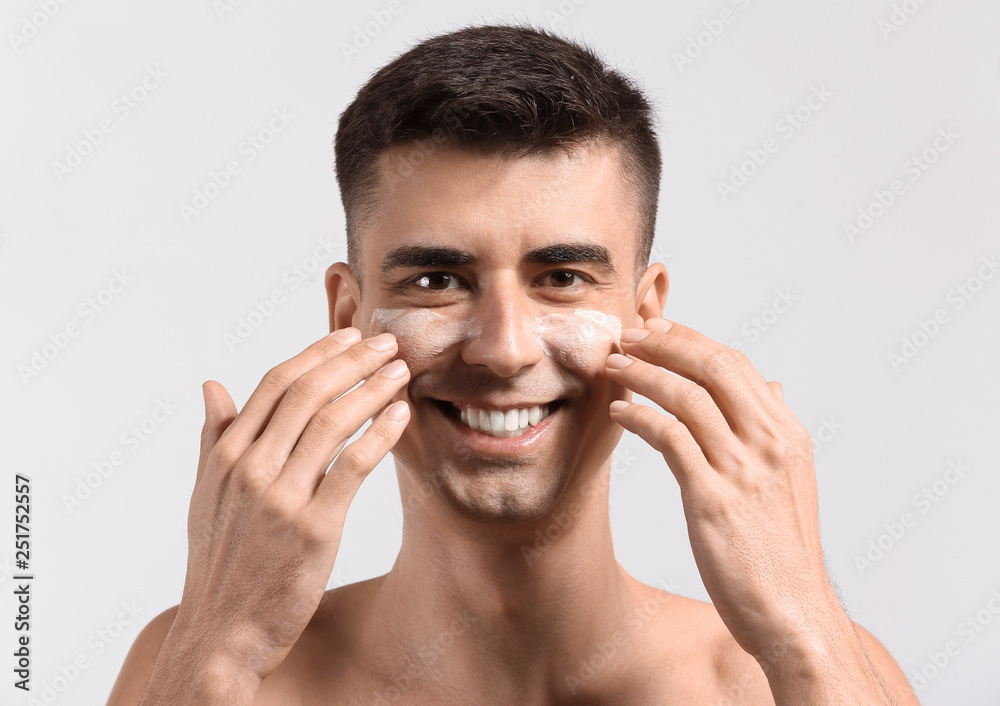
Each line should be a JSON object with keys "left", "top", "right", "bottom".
{"left": 431, "top": 399, "right": 564, "bottom": 438}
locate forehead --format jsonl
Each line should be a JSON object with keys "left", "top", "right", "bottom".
{"left": 360, "top": 139, "right": 641, "bottom": 270}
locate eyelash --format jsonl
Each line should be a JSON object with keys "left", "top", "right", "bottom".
{"left": 407, "top": 270, "right": 593, "bottom": 291}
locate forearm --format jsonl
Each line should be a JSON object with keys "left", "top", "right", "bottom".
{"left": 757, "top": 608, "right": 898, "bottom": 705}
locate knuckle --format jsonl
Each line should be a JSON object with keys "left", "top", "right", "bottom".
{"left": 288, "top": 374, "right": 326, "bottom": 400}
{"left": 262, "top": 364, "right": 297, "bottom": 391}
{"left": 648, "top": 336, "right": 671, "bottom": 357}
{"left": 312, "top": 404, "right": 349, "bottom": 437}
{"left": 704, "top": 349, "right": 742, "bottom": 377}
{"left": 336, "top": 446, "right": 369, "bottom": 478}
{"left": 294, "top": 514, "right": 327, "bottom": 546}
{"left": 226, "top": 464, "right": 270, "bottom": 498}
{"left": 207, "top": 443, "right": 242, "bottom": 472}
{"left": 679, "top": 384, "right": 711, "bottom": 412}
{"left": 368, "top": 417, "right": 398, "bottom": 445}
{"left": 340, "top": 342, "right": 369, "bottom": 366}
{"left": 763, "top": 435, "right": 805, "bottom": 465}
{"left": 223, "top": 445, "right": 275, "bottom": 494}
{"left": 658, "top": 418, "right": 688, "bottom": 446}
{"left": 631, "top": 404, "right": 656, "bottom": 425}
{"left": 258, "top": 488, "right": 300, "bottom": 523}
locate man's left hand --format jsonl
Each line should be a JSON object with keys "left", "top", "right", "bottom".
{"left": 604, "top": 316, "right": 841, "bottom": 661}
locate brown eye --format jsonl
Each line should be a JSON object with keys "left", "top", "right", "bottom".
{"left": 415, "top": 273, "right": 459, "bottom": 290}
{"left": 548, "top": 271, "right": 583, "bottom": 287}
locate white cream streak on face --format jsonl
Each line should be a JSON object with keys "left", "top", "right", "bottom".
{"left": 370, "top": 308, "right": 480, "bottom": 362}
{"left": 371, "top": 307, "right": 622, "bottom": 369}
{"left": 532, "top": 309, "right": 623, "bottom": 369}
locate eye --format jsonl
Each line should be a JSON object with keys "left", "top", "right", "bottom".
{"left": 543, "top": 270, "right": 588, "bottom": 288}
{"left": 413, "top": 272, "right": 461, "bottom": 290}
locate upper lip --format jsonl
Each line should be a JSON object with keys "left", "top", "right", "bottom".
{"left": 434, "top": 398, "right": 559, "bottom": 411}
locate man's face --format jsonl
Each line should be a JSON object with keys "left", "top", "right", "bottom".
{"left": 350, "top": 140, "right": 653, "bottom": 524}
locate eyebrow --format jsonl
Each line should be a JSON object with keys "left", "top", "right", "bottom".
{"left": 380, "top": 246, "right": 476, "bottom": 273}
{"left": 379, "top": 242, "right": 617, "bottom": 274}
{"left": 523, "top": 243, "right": 616, "bottom": 273}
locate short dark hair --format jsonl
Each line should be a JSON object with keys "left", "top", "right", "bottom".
{"left": 334, "top": 22, "right": 662, "bottom": 282}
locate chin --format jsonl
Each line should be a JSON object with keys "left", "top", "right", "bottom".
{"left": 392, "top": 448, "right": 574, "bottom": 526}
{"left": 440, "top": 467, "right": 567, "bottom": 524}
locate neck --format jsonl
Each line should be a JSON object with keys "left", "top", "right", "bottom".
{"left": 362, "top": 460, "right": 645, "bottom": 700}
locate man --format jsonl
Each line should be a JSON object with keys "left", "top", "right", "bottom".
{"left": 110, "top": 23, "right": 918, "bottom": 704}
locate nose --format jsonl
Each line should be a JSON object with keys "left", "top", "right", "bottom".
{"left": 460, "top": 274, "right": 545, "bottom": 377}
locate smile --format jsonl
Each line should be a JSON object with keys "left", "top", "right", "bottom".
{"left": 433, "top": 401, "right": 559, "bottom": 438}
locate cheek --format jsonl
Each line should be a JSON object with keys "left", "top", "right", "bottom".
{"left": 369, "top": 308, "right": 472, "bottom": 368}
{"left": 535, "top": 309, "right": 623, "bottom": 374}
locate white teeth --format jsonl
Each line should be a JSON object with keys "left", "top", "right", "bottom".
{"left": 452, "top": 403, "right": 552, "bottom": 437}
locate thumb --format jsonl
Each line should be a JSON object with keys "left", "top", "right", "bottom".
{"left": 767, "top": 380, "right": 783, "bottom": 402}
{"left": 196, "top": 379, "right": 237, "bottom": 484}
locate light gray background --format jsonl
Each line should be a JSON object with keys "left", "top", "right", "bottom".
{"left": 2, "top": 1, "right": 998, "bottom": 703}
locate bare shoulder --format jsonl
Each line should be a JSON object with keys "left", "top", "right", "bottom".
{"left": 252, "top": 577, "right": 385, "bottom": 703}
{"left": 107, "top": 584, "right": 379, "bottom": 706}
{"left": 852, "top": 621, "right": 920, "bottom": 705}
{"left": 635, "top": 583, "right": 774, "bottom": 705}
{"left": 309, "top": 575, "right": 385, "bottom": 645}
{"left": 638, "top": 583, "right": 917, "bottom": 705}
{"left": 106, "top": 604, "right": 180, "bottom": 705}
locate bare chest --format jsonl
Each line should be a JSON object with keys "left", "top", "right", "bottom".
{"left": 248, "top": 648, "right": 772, "bottom": 705}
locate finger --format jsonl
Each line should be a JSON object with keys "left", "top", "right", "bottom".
{"left": 218, "top": 327, "right": 362, "bottom": 450}
{"left": 619, "top": 319, "right": 782, "bottom": 434}
{"left": 312, "top": 400, "right": 410, "bottom": 513}
{"left": 609, "top": 399, "right": 711, "bottom": 487}
{"left": 605, "top": 353, "right": 738, "bottom": 468}
{"left": 251, "top": 333, "right": 401, "bottom": 468}
{"left": 768, "top": 381, "right": 783, "bottom": 402}
{"left": 275, "top": 358, "right": 410, "bottom": 497}
{"left": 197, "top": 380, "right": 237, "bottom": 485}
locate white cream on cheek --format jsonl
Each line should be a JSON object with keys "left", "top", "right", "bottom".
{"left": 532, "top": 309, "right": 623, "bottom": 370}
{"left": 370, "top": 307, "right": 622, "bottom": 372}
{"left": 369, "top": 308, "right": 479, "bottom": 364}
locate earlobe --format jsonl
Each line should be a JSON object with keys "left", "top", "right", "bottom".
{"left": 634, "top": 263, "right": 669, "bottom": 328}
{"left": 325, "top": 262, "right": 361, "bottom": 333}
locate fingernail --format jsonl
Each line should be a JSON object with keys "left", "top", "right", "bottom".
{"left": 607, "top": 353, "right": 633, "bottom": 369}
{"left": 367, "top": 332, "right": 397, "bottom": 351}
{"left": 646, "top": 318, "right": 672, "bottom": 332}
{"left": 620, "top": 328, "right": 650, "bottom": 344}
{"left": 609, "top": 400, "right": 630, "bottom": 413}
{"left": 332, "top": 327, "right": 361, "bottom": 344}
{"left": 380, "top": 359, "right": 408, "bottom": 379}
{"left": 386, "top": 400, "right": 409, "bottom": 421}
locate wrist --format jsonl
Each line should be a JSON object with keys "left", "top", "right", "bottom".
{"left": 141, "top": 652, "right": 262, "bottom": 705}
{"left": 750, "top": 587, "right": 860, "bottom": 676}
{"left": 140, "top": 620, "right": 263, "bottom": 705}
{"left": 751, "top": 604, "right": 886, "bottom": 704}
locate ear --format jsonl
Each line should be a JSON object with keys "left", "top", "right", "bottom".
{"left": 633, "top": 262, "right": 669, "bottom": 328}
{"left": 325, "top": 262, "right": 361, "bottom": 334}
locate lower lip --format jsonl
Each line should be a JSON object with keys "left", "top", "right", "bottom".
{"left": 433, "top": 403, "right": 559, "bottom": 454}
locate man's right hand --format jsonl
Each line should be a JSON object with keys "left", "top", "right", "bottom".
{"left": 137, "top": 327, "right": 410, "bottom": 703}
